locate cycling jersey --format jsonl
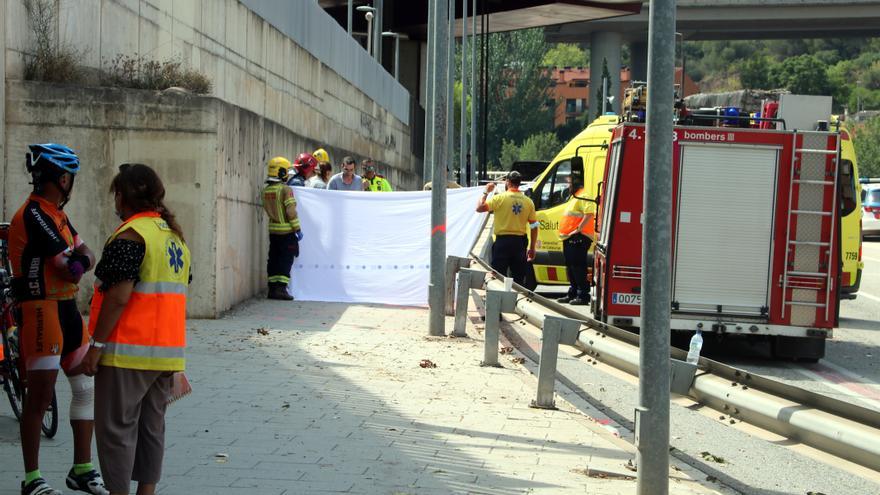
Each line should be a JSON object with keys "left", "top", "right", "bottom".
{"left": 8, "top": 194, "right": 80, "bottom": 301}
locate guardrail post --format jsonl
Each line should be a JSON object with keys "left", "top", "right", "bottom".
{"left": 453, "top": 269, "right": 486, "bottom": 337}
{"left": 669, "top": 358, "right": 697, "bottom": 395}
{"left": 531, "top": 315, "right": 581, "bottom": 409}
{"left": 445, "top": 256, "right": 471, "bottom": 316}
{"left": 481, "top": 289, "right": 517, "bottom": 367}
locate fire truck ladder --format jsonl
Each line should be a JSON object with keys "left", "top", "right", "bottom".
{"left": 781, "top": 131, "right": 840, "bottom": 321}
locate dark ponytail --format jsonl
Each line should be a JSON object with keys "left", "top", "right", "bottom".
{"left": 111, "top": 163, "right": 186, "bottom": 242}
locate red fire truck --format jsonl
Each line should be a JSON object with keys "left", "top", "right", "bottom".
{"left": 591, "top": 122, "right": 842, "bottom": 361}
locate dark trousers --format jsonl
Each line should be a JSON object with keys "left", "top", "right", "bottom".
{"left": 267, "top": 233, "right": 298, "bottom": 287}
{"left": 491, "top": 235, "right": 529, "bottom": 285}
{"left": 563, "top": 234, "right": 592, "bottom": 299}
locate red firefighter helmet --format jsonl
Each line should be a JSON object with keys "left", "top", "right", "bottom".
{"left": 293, "top": 152, "right": 318, "bottom": 174}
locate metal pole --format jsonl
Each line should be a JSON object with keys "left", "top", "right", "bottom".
{"left": 394, "top": 35, "right": 400, "bottom": 80}
{"left": 602, "top": 76, "right": 608, "bottom": 115}
{"left": 375, "top": 0, "right": 383, "bottom": 64}
{"left": 428, "top": 0, "right": 449, "bottom": 336}
{"left": 459, "top": 0, "right": 468, "bottom": 186}
{"left": 446, "top": 0, "right": 455, "bottom": 183}
{"left": 347, "top": 0, "right": 353, "bottom": 36}
{"left": 424, "top": 1, "right": 436, "bottom": 180}
{"left": 469, "top": 0, "right": 477, "bottom": 186}
{"left": 637, "top": 0, "right": 676, "bottom": 492}
{"left": 480, "top": 2, "right": 489, "bottom": 179}
{"left": 366, "top": 15, "right": 373, "bottom": 56}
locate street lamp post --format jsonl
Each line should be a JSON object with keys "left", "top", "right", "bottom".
{"left": 382, "top": 31, "right": 407, "bottom": 81}
{"left": 356, "top": 6, "right": 376, "bottom": 56}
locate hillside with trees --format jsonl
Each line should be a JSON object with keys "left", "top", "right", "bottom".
{"left": 463, "top": 32, "right": 880, "bottom": 176}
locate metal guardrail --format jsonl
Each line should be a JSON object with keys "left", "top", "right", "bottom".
{"left": 462, "top": 254, "right": 880, "bottom": 472}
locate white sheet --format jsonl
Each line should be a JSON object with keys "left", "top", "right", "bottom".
{"left": 287, "top": 187, "right": 487, "bottom": 306}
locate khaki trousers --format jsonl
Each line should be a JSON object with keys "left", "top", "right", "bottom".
{"left": 95, "top": 366, "right": 172, "bottom": 493}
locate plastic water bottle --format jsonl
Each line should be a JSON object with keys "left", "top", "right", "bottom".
{"left": 686, "top": 331, "right": 703, "bottom": 365}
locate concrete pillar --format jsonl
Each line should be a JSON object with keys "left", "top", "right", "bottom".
{"left": 589, "top": 31, "right": 622, "bottom": 118}
{"left": 0, "top": 0, "right": 6, "bottom": 217}
{"left": 630, "top": 40, "right": 648, "bottom": 82}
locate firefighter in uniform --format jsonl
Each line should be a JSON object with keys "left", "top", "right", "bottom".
{"left": 8, "top": 143, "right": 108, "bottom": 495}
{"left": 476, "top": 171, "right": 538, "bottom": 285}
{"left": 362, "top": 159, "right": 392, "bottom": 192}
{"left": 261, "top": 157, "right": 303, "bottom": 301}
{"left": 557, "top": 188, "right": 596, "bottom": 305}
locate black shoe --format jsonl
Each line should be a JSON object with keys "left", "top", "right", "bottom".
{"left": 268, "top": 287, "right": 294, "bottom": 301}
{"left": 557, "top": 296, "right": 573, "bottom": 304}
{"left": 21, "top": 478, "right": 62, "bottom": 495}
{"left": 569, "top": 297, "right": 590, "bottom": 306}
{"left": 66, "top": 467, "right": 109, "bottom": 495}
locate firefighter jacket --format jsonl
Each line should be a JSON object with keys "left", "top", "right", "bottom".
{"left": 88, "top": 212, "right": 190, "bottom": 371}
{"left": 262, "top": 182, "right": 301, "bottom": 234}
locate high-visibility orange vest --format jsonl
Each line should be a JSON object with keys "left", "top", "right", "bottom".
{"left": 88, "top": 212, "right": 190, "bottom": 371}
{"left": 558, "top": 189, "right": 596, "bottom": 241}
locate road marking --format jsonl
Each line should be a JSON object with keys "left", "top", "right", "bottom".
{"left": 793, "top": 364, "right": 880, "bottom": 412}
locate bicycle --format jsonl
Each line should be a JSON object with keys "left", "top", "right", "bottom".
{"left": 0, "top": 222, "right": 58, "bottom": 438}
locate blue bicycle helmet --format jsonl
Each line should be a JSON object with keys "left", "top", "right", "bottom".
{"left": 26, "top": 143, "right": 80, "bottom": 206}
{"left": 26, "top": 143, "right": 80, "bottom": 175}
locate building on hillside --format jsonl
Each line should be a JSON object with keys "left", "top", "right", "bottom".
{"left": 550, "top": 67, "right": 700, "bottom": 127}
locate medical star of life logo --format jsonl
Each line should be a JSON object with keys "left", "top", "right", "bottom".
{"left": 512, "top": 202, "right": 523, "bottom": 215}
{"left": 167, "top": 241, "right": 184, "bottom": 274}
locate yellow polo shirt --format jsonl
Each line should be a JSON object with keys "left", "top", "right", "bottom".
{"left": 487, "top": 191, "right": 537, "bottom": 236}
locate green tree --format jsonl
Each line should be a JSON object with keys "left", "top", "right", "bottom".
{"left": 739, "top": 55, "right": 773, "bottom": 89}
{"left": 770, "top": 54, "right": 833, "bottom": 95}
{"left": 519, "top": 132, "right": 563, "bottom": 161}
{"left": 484, "top": 28, "right": 554, "bottom": 167}
{"left": 500, "top": 139, "right": 521, "bottom": 168}
{"left": 594, "top": 58, "right": 611, "bottom": 119}
{"left": 542, "top": 43, "right": 588, "bottom": 68}
{"left": 851, "top": 117, "right": 880, "bottom": 178}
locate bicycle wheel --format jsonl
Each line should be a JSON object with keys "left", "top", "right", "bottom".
{"left": 42, "top": 391, "right": 58, "bottom": 438}
{"left": 2, "top": 329, "right": 23, "bottom": 420}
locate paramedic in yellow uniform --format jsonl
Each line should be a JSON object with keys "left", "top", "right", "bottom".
{"left": 476, "top": 171, "right": 538, "bottom": 286}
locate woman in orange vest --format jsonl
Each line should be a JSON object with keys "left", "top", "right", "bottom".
{"left": 81, "top": 163, "right": 190, "bottom": 495}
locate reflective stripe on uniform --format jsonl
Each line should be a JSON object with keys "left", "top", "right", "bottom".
{"left": 134, "top": 281, "right": 187, "bottom": 294}
{"left": 268, "top": 275, "right": 290, "bottom": 284}
{"left": 103, "top": 342, "right": 184, "bottom": 359}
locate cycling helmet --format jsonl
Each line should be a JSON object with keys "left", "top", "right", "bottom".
{"left": 293, "top": 152, "right": 318, "bottom": 174}
{"left": 26, "top": 143, "right": 80, "bottom": 175}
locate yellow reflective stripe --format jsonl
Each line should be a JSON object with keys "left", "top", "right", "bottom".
{"left": 99, "top": 354, "right": 185, "bottom": 371}
{"left": 269, "top": 223, "right": 294, "bottom": 233}
{"left": 290, "top": 219, "right": 301, "bottom": 230}
{"left": 268, "top": 275, "right": 290, "bottom": 283}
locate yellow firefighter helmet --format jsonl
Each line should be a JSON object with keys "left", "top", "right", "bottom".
{"left": 313, "top": 148, "right": 330, "bottom": 163}
{"left": 267, "top": 156, "right": 291, "bottom": 181}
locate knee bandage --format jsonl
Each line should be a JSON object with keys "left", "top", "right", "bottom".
{"left": 68, "top": 374, "right": 94, "bottom": 421}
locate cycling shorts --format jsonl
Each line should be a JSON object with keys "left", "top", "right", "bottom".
{"left": 19, "top": 298, "right": 88, "bottom": 372}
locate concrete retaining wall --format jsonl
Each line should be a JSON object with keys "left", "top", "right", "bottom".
{"left": 3, "top": 80, "right": 349, "bottom": 317}
{"left": 3, "top": 0, "right": 420, "bottom": 189}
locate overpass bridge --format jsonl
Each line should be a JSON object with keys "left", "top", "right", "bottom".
{"left": 544, "top": 0, "right": 880, "bottom": 114}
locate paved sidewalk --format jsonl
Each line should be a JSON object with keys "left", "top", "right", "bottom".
{"left": 0, "top": 299, "right": 727, "bottom": 494}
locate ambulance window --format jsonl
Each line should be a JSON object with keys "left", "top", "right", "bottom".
{"left": 534, "top": 160, "right": 572, "bottom": 209}
{"left": 839, "top": 159, "right": 857, "bottom": 216}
